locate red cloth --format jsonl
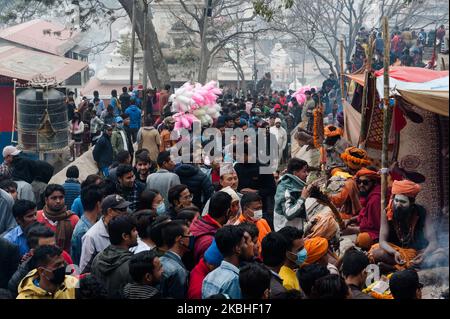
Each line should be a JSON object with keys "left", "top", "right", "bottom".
{"left": 190, "top": 215, "right": 222, "bottom": 265}
{"left": 393, "top": 105, "right": 407, "bottom": 133}
{"left": 187, "top": 258, "right": 211, "bottom": 299}
{"left": 279, "top": 96, "right": 287, "bottom": 106}
{"left": 391, "top": 35, "right": 401, "bottom": 52}
{"left": 357, "top": 184, "right": 382, "bottom": 241}
{"left": 211, "top": 170, "right": 220, "bottom": 185}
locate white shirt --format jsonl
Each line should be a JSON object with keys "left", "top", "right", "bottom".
{"left": 130, "top": 237, "right": 155, "bottom": 254}
{"left": 270, "top": 126, "right": 288, "bottom": 150}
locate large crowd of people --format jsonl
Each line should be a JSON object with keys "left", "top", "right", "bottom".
{"left": 0, "top": 20, "right": 448, "bottom": 299}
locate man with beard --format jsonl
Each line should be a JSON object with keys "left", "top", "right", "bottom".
{"left": 369, "top": 180, "right": 444, "bottom": 273}
{"left": 36, "top": 184, "right": 79, "bottom": 253}
{"left": 134, "top": 152, "right": 152, "bottom": 184}
{"left": 116, "top": 164, "right": 145, "bottom": 213}
{"left": 342, "top": 168, "right": 382, "bottom": 251}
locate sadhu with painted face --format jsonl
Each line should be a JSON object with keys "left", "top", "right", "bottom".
{"left": 368, "top": 179, "right": 447, "bottom": 273}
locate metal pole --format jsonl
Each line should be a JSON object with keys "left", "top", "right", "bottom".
{"left": 381, "top": 16, "right": 392, "bottom": 214}
{"left": 130, "top": 0, "right": 136, "bottom": 88}
{"left": 142, "top": 1, "right": 148, "bottom": 118}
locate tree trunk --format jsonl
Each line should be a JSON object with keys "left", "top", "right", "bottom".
{"left": 119, "top": 0, "right": 170, "bottom": 88}
{"left": 198, "top": 50, "right": 210, "bottom": 84}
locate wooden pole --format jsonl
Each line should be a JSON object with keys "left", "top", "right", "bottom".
{"left": 339, "top": 39, "right": 345, "bottom": 102}
{"left": 129, "top": 0, "right": 136, "bottom": 88}
{"left": 358, "top": 33, "right": 375, "bottom": 149}
{"left": 381, "top": 16, "right": 392, "bottom": 214}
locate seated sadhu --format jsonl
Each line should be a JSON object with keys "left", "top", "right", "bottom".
{"left": 326, "top": 147, "right": 371, "bottom": 221}
{"left": 321, "top": 125, "right": 351, "bottom": 172}
{"left": 369, "top": 180, "right": 446, "bottom": 273}
{"left": 342, "top": 168, "right": 383, "bottom": 251}
{"left": 326, "top": 168, "right": 362, "bottom": 221}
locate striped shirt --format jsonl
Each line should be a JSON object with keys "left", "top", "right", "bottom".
{"left": 122, "top": 283, "right": 160, "bottom": 299}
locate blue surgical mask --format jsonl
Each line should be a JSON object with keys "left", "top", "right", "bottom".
{"left": 296, "top": 248, "right": 308, "bottom": 266}
{"left": 156, "top": 203, "right": 166, "bottom": 215}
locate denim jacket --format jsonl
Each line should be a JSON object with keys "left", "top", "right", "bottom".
{"left": 160, "top": 251, "right": 189, "bottom": 299}
{"left": 202, "top": 260, "right": 241, "bottom": 299}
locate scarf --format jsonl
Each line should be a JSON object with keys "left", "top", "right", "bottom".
{"left": 43, "top": 205, "right": 74, "bottom": 252}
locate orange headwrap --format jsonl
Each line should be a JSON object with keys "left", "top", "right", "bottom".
{"left": 354, "top": 167, "right": 381, "bottom": 181}
{"left": 303, "top": 237, "right": 329, "bottom": 265}
{"left": 391, "top": 180, "right": 421, "bottom": 198}
{"left": 324, "top": 125, "right": 343, "bottom": 138}
{"left": 386, "top": 180, "right": 421, "bottom": 220}
{"left": 341, "top": 147, "right": 371, "bottom": 170}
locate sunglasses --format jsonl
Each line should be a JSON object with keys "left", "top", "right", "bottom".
{"left": 356, "top": 179, "right": 371, "bottom": 186}
{"left": 114, "top": 207, "right": 128, "bottom": 212}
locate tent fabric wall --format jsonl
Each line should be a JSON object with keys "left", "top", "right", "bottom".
{"left": 342, "top": 100, "right": 361, "bottom": 146}
{"left": 396, "top": 89, "right": 449, "bottom": 117}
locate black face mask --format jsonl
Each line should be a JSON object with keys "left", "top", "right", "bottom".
{"left": 49, "top": 266, "right": 66, "bottom": 286}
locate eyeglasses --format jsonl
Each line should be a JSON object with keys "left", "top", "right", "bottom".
{"left": 356, "top": 179, "right": 371, "bottom": 186}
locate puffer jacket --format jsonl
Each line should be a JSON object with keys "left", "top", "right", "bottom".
{"left": 91, "top": 245, "right": 133, "bottom": 298}
{"left": 174, "top": 164, "right": 215, "bottom": 209}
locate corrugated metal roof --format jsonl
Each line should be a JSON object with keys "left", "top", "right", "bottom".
{"left": 0, "top": 19, "right": 81, "bottom": 56}
{"left": 0, "top": 46, "right": 88, "bottom": 83}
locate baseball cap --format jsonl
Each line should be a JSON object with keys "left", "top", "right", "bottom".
{"left": 101, "top": 194, "right": 131, "bottom": 213}
{"left": 115, "top": 116, "right": 124, "bottom": 123}
{"left": 2, "top": 146, "right": 21, "bottom": 158}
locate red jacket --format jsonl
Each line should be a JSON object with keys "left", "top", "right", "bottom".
{"left": 190, "top": 215, "right": 221, "bottom": 265}
{"left": 357, "top": 185, "right": 382, "bottom": 241}
{"left": 187, "top": 258, "right": 211, "bottom": 299}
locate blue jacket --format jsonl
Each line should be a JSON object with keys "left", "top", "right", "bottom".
{"left": 125, "top": 105, "right": 142, "bottom": 129}
{"left": 160, "top": 251, "right": 189, "bottom": 299}
{"left": 62, "top": 178, "right": 81, "bottom": 210}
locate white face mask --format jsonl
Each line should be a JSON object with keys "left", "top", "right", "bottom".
{"left": 252, "top": 209, "right": 263, "bottom": 221}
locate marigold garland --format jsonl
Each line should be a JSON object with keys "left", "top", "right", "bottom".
{"left": 340, "top": 152, "right": 372, "bottom": 166}
{"left": 313, "top": 107, "right": 324, "bottom": 149}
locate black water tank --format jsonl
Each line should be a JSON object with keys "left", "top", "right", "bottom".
{"left": 17, "top": 87, "right": 68, "bottom": 152}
